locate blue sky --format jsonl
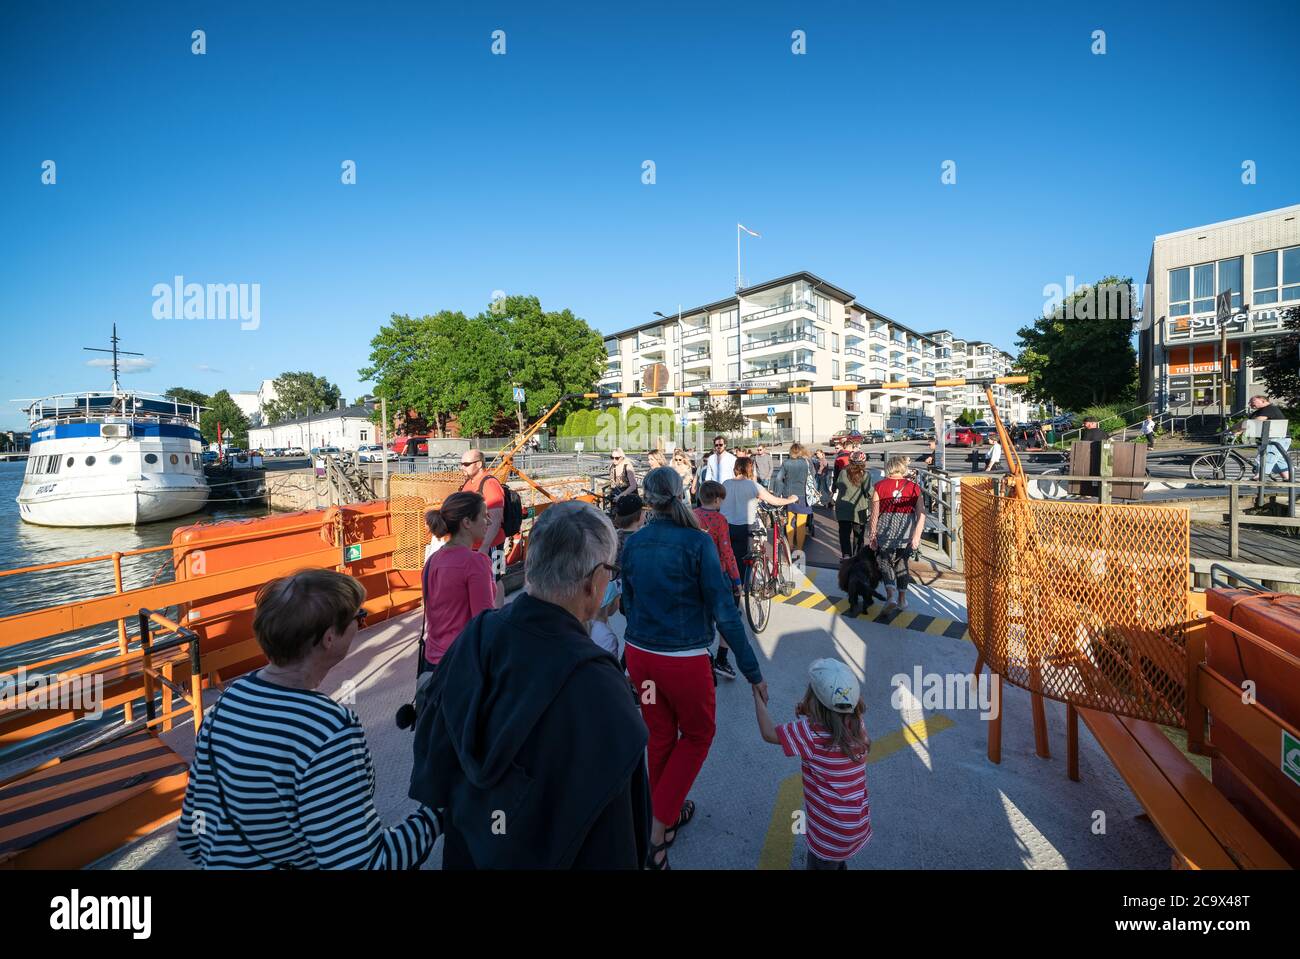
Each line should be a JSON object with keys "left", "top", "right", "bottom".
{"left": 2, "top": 0, "right": 1297, "bottom": 430}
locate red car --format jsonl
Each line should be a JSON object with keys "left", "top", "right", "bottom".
{"left": 947, "top": 427, "right": 980, "bottom": 447}
{"left": 390, "top": 435, "right": 430, "bottom": 456}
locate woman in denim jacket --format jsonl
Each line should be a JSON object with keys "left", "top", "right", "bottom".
{"left": 621, "top": 467, "right": 769, "bottom": 869}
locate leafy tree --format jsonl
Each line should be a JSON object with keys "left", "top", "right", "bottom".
{"left": 956, "top": 408, "right": 979, "bottom": 426}
{"left": 702, "top": 397, "right": 744, "bottom": 434}
{"left": 202, "top": 390, "right": 250, "bottom": 448}
{"left": 1014, "top": 276, "right": 1139, "bottom": 410}
{"left": 263, "top": 371, "right": 343, "bottom": 424}
{"left": 1255, "top": 306, "right": 1300, "bottom": 409}
{"left": 164, "top": 387, "right": 209, "bottom": 408}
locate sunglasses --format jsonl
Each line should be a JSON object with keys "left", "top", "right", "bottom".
{"left": 588, "top": 561, "right": 620, "bottom": 580}
{"left": 459, "top": 460, "right": 479, "bottom": 467}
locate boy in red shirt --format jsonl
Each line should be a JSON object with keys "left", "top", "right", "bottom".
{"left": 694, "top": 481, "right": 741, "bottom": 680}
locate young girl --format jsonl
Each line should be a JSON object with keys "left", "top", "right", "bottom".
{"left": 753, "top": 658, "right": 872, "bottom": 870}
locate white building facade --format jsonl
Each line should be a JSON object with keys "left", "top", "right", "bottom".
{"left": 248, "top": 403, "right": 377, "bottom": 451}
{"left": 602, "top": 272, "right": 1028, "bottom": 444}
{"left": 1140, "top": 204, "right": 1300, "bottom": 415}
{"left": 229, "top": 379, "right": 280, "bottom": 428}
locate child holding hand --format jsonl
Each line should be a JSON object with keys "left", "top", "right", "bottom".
{"left": 753, "top": 658, "right": 872, "bottom": 870}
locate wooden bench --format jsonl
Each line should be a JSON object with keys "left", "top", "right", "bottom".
{"left": 1066, "top": 611, "right": 1297, "bottom": 870}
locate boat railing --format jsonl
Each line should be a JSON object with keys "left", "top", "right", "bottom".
{"left": 0, "top": 504, "right": 417, "bottom": 759}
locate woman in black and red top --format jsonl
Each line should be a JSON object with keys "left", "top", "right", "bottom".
{"left": 867, "top": 456, "right": 926, "bottom": 611}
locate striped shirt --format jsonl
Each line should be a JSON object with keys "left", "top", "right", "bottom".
{"left": 177, "top": 673, "right": 438, "bottom": 869}
{"left": 776, "top": 716, "right": 872, "bottom": 861}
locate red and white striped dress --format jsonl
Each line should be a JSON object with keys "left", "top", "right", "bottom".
{"left": 776, "top": 716, "right": 872, "bottom": 861}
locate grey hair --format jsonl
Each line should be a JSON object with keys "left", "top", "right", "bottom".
{"left": 524, "top": 500, "right": 617, "bottom": 602}
{"left": 642, "top": 466, "right": 700, "bottom": 530}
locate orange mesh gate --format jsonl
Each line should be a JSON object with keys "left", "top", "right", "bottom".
{"left": 960, "top": 476, "right": 1192, "bottom": 726}
{"left": 389, "top": 472, "right": 464, "bottom": 569}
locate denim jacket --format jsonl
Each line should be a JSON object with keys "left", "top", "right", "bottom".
{"left": 620, "top": 516, "right": 763, "bottom": 684}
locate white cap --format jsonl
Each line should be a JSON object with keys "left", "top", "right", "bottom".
{"left": 808, "top": 658, "right": 860, "bottom": 713}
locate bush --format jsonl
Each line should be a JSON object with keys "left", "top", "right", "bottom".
{"left": 1079, "top": 404, "right": 1126, "bottom": 434}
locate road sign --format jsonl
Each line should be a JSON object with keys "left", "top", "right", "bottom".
{"left": 221, "top": 428, "right": 232, "bottom": 442}
{"left": 767, "top": 406, "right": 776, "bottom": 416}
{"left": 680, "top": 417, "right": 688, "bottom": 428}
{"left": 1216, "top": 290, "right": 1232, "bottom": 324}
{"left": 343, "top": 544, "right": 362, "bottom": 564}
{"left": 513, "top": 387, "right": 525, "bottom": 404}
{"left": 1284, "top": 730, "right": 1300, "bottom": 788}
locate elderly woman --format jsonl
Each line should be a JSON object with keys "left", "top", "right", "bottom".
{"left": 868, "top": 456, "right": 927, "bottom": 611}
{"left": 410, "top": 501, "right": 651, "bottom": 869}
{"left": 622, "top": 466, "right": 768, "bottom": 869}
{"left": 178, "top": 569, "right": 440, "bottom": 869}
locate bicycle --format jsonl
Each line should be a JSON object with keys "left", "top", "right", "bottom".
{"left": 743, "top": 504, "right": 797, "bottom": 633}
{"left": 1190, "top": 432, "right": 1252, "bottom": 482}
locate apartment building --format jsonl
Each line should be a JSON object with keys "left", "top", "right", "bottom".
{"left": 928, "top": 333, "right": 1028, "bottom": 423}
{"left": 1139, "top": 204, "right": 1300, "bottom": 414}
{"left": 601, "top": 271, "right": 1027, "bottom": 443}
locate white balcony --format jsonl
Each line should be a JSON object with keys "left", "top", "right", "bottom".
{"left": 845, "top": 346, "right": 867, "bottom": 358}
{"left": 681, "top": 324, "right": 711, "bottom": 341}
{"left": 744, "top": 328, "right": 820, "bottom": 360}
{"left": 681, "top": 349, "right": 712, "bottom": 370}
{"left": 845, "top": 319, "right": 867, "bottom": 334}
{"left": 740, "top": 298, "right": 817, "bottom": 330}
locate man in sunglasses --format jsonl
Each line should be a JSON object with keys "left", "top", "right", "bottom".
{"left": 697, "top": 435, "right": 737, "bottom": 490}
{"left": 458, "top": 450, "right": 507, "bottom": 601}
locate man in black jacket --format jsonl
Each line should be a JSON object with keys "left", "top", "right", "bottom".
{"left": 410, "top": 501, "right": 650, "bottom": 869}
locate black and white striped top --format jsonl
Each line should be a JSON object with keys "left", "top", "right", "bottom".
{"left": 177, "top": 673, "right": 438, "bottom": 869}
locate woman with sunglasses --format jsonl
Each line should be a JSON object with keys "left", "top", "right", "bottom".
{"left": 421, "top": 491, "right": 497, "bottom": 677}
{"left": 179, "top": 569, "right": 441, "bottom": 869}
{"left": 621, "top": 467, "right": 768, "bottom": 869}
{"left": 608, "top": 447, "right": 638, "bottom": 504}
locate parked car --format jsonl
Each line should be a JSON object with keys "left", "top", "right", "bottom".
{"left": 282, "top": 446, "right": 305, "bottom": 457}
{"left": 309, "top": 446, "right": 342, "bottom": 458}
{"left": 390, "top": 435, "right": 431, "bottom": 456}
{"left": 357, "top": 444, "right": 396, "bottom": 463}
{"left": 947, "top": 427, "right": 980, "bottom": 447}
{"left": 866, "top": 430, "right": 886, "bottom": 444}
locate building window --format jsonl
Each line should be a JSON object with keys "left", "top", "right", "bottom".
{"left": 832, "top": 333, "right": 840, "bottom": 353}
{"left": 728, "top": 362, "right": 739, "bottom": 381}
{"left": 360, "top": 430, "right": 368, "bottom": 442}
{"left": 1217, "top": 257, "right": 1243, "bottom": 310}
{"left": 1254, "top": 247, "right": 1300, "bottom": 304}
{"left": 814, "top": 294, "right": 830, "bottom": 321}
{"left": 1192, "top": 263, "right": 1215, "bottom": 314}
{"left": 832, "top": 391, "right": 841, "bottom": 408}
{"left": 727, "top": 335, "right": 739, "bottom": 356}
{"left": 1168, "top": 267, "right": 1191, "bottom": 316}
{"left": 832, "top": 360, "right": 840, "bottom": 378}
{"left": 719, "top": 308, "right": 738, "bottom": 330}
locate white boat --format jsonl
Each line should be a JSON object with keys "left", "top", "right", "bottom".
{"left": 13, "top": 329, "right": 210, "bottom": 527}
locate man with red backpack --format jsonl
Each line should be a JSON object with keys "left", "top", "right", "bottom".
{"left": 459, "top": 450, "right": 508, "bottom": 604}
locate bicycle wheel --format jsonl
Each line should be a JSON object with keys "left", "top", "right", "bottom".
{"left": 745, "top": 559, "right": 771, "bottom": 633}
{"left": 776, "top": 537, "right": 796, "bottom": 597}
{"left": 1222, "top": 453, "right": 1249, "bottom": 483}
{"left": 1190, "top": 453, "right": 1225, "bottom": 481}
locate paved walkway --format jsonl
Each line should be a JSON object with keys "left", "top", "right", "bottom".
{"left": 94, "top": 570, "right": 1171, "bottom": 870}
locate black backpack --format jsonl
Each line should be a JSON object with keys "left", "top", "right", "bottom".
{"left": 497, "top": 478, "right": 525, "bottom": 537}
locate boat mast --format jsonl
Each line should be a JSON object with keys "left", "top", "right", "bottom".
{"left": 82, "top": 323, "right": 143, "bottom": 393}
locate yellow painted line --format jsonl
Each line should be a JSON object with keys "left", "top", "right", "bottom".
{"left": 925, "top": 617, "right": 951, "bottom": 636}
{"left": 796, "top": 592, "right": 825, "bottom": 609}
{"left": 890, "top": 610, "right": 917, "bottom": 630}
{"left": 757, "top": 713, "right": 956, "bottom": 869}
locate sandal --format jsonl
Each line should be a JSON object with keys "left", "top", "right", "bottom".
{"left": 646, "top": 839, "right": 671, "bottom": 870}
{"left": 663, "top": 799, "right": 696, "bottom": 847}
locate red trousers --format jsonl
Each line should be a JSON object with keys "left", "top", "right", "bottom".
{"left": 625, "top": 644, "right": 716, "bottom": 827}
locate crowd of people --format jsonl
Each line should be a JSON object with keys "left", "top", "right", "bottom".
{"left": 179, "top": 453, "right": 879, "bottom": 872}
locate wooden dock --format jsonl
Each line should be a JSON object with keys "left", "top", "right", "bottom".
{"left": 1189, "top": 523, "right": 1300, "bottom": 585}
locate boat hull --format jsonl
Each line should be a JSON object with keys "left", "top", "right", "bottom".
{"left": 17, "top": 481, "right": 210, "bottom": 527}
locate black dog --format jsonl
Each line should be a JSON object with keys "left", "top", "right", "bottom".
{"left": 837, "top": 546, "right": 884, "bottom": 617}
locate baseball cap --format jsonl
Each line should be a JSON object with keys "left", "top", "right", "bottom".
{"left": 809, "top": 658, "right": 860, "bottom": 713}
{"left": 614, "top": 492, "right": 644, "bottom": 518}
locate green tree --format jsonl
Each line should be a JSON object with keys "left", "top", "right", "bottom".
{"left": 1014, "top": 276, "right": 1139, "bottom": 411}
{"left": 488, "top": 294, "right": 607, "bottom": 433}
{"left": 164, "top": 387, "right": 209, "bottom": 408}
{"left": 956, "top": 408, "right": 978, "bottom": 426}
{"left": 701, "top": 397, "right": 744, "bottom": 434}
{"left": 202, "top": 390, "right": 250, "bottom": 448}
{"left": 1255, "top": 306, "right": 1300, "bottom": 409}
{"left": 263, "top": 371, "right": 343, "bottom": 424}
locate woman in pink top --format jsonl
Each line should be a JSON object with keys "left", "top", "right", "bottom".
{"left": 421, "top": 492, "right": 497, "bottom": 675}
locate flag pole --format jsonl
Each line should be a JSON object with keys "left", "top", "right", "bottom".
{"left": 736, "top": 223, "right": 741, "bottom": 291}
